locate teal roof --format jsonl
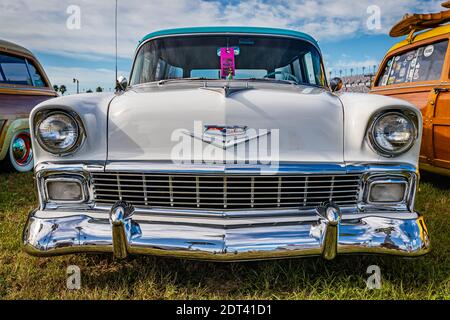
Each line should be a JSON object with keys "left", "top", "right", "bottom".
{"left": 140, "top": 26, "right": 319, "bottom": 48}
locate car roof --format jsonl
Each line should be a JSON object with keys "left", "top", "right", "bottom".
{"left": 140, "top": 26, "right": 319, "bottom": 49}
{"left": 0, "top": 39, "right": 35, "bottom": 58}
{"left": 388, "top": 23, "right": 450, "bottom": 54}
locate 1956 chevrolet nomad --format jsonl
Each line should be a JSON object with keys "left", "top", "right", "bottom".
{"left": 23, "top": 27, "right": 430, "bottom": 261}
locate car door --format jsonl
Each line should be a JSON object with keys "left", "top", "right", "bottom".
{"left": 431, "top": 85, "right": 450, "bottom": 169}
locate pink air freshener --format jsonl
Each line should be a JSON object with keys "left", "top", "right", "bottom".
{"left": 220, "top": 47, "right": 235, "bottom": 79}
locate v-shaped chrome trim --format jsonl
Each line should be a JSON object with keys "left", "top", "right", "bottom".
{"left": 182, "top": 129, "right": 271, "bottom": 149}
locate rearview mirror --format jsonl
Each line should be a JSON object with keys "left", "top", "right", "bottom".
{"left": 330, "top": 77, "right": 343, "bottom": 92}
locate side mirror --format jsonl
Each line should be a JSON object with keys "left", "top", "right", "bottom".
{"left": 330, "top": 77, "right": 343, "bottom": 92}
{"left": 116, "top": 76, "right": 128, "bottom": 91}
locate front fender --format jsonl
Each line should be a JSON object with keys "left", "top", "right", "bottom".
{"left": 29, "top": 93, "right": 115, "bottom": 168}
{"left": 339, "top": 92, "right": 422, "bottom": 167}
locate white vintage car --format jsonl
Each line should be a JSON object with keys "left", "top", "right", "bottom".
{"left": 23, "top": 27, "right": 430, "bottom": 261}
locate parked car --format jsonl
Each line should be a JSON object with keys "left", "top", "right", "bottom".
{"left": 371, "top": 3, "right": 450, "bottom": 176}
{"left": 0, "top": 39, "right": 57, "bottom": 172}
{"left": 23, "top": 27, "right": 430, "bottom": 261}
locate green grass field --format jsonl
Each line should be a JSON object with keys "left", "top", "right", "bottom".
{"left": 0, "top": 172, "right": 448, "bottom": 300}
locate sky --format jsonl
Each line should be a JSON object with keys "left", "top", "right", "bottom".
{"left": 0, "top": 0, "right": 444, "bottom": 94}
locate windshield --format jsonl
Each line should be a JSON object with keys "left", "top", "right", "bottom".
{"left": 130, "top": 35, "right": 325, "bottom": 86}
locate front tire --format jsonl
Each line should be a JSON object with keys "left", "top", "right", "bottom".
{"left": 4, "top": 130, "right": 34, "bottom": 172}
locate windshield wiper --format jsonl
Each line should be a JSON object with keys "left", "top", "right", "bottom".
{"left": 246, "top": 78, "right": 297, "bottom": 85}
{"left": 157, "top": 77, "right": 212, "bottom": 85}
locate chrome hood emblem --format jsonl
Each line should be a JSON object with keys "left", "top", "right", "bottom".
{"left": 184, "top": 124, "right": 270, "bottom": 149}
{"left": 204, "top": 125, "right": 247, "bottom": 137}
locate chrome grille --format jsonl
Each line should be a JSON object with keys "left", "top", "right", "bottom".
{"left": 92, "top": 173, "right": 362, "bottom": 210}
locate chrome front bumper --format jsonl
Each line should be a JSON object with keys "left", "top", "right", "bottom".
{"left": 23, "top": 209, "right": 430, "bottom": 261}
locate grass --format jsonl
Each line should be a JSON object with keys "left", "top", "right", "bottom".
{"left": 0, "top": 171, "right": 449, "bottom": 300}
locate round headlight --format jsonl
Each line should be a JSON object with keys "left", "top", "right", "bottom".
{"left": 370, "top": 112, "right": 416, "bottom": 156}
{"left": 36, "top": 112, "right": 81, "bottom": 154}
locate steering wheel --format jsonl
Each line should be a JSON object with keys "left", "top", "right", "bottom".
{"left": 264, "top": 71, "right": 299, "bottom": 83}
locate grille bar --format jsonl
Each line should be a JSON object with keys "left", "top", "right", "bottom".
{"left": 92, "top": 173, "right": 362, "bottom": 210}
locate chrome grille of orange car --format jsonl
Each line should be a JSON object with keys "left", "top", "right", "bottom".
{"left": 91, "top": 173, "right": 362, "bottom": 210}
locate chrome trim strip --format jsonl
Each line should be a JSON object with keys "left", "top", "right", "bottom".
{"left": 103, "top": 162, "right": 348, "bottom": 175}
{"left": 32, "top": 208, "right": 420, "bottom": 222}
{"left": 101, "top": 161, "right": 418, "bottom": 175}
{"left": 143, "top": 174, "right": 148, "bottom": 206}
{"left": 169, "top": 176, "right": 174, "bottom": 207}
{"left": 371, "top": 82, "right": 450, "bottom": 92}
{"left": 97, "top": 205, "right": 356, "bottom": 218}
{"left": 223, "top": 176, "right": 227, "bottom": 209}
{"left": 303, "top": 176, "right": 309, "bottom": 207}
{"left": 116, "top": 173, "right": 122, "bottom": 200}
{"left": 277, "top": 177, "right": 282, "bottom": 207}
{"left": 329, "top": 176, "right": 335, "bottom": 202}
{"left": 0, "top": 85, "right": 55, "bottom": 93}
{"left": 195, "top": 176, "right": 200, "bottom": 208}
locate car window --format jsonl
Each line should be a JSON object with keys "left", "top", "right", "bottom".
{"left": 304, "top": 52, "right": 318, "bottom": 84}
{"left": 27, "top": 61, "right": 46, "bottom": 87}
{"left": 0, "top": 53, "right": 32, "bottom": 85}
{"left": 377, "top": 40, "right": 448, "bottom": 86}
{"left": 0, "top": 52, "right": 47, "bottom": 87}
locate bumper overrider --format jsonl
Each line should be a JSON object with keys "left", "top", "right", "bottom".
{"left": 23, "top": 163, "right": 431, "bottom": 261}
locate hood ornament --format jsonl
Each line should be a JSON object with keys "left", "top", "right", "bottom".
{"left": 184, "top": 124, "right": 270, "bottom": 149}
{"left": 200, "top": 84, "right": 253, "bottom": 98}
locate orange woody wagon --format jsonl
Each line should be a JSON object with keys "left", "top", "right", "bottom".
{"left": 371, "top": 1, "right": 450, "bottom": 176}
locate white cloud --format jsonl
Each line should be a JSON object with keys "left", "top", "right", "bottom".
{"left": 1, "top": 0, "right": 444, "bottom": 59}
{"left": 0, "top": 0, "right": 445, "bottom": 89}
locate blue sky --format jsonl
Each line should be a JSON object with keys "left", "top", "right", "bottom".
{"left": 0, "top": 0, "right": 444, "bottom": 94}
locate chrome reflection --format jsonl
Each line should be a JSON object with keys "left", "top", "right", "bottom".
{"left": 317, "top": 203, "right": 342, "bottom": 260}
{"left": 109, "top": 201, "right": 135, "bottom": 259}
{"left": 23, "top": 210, "right": 430, "bottom": 261}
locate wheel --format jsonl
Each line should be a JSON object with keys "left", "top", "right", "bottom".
{"left": 4, "top": 129, "right": 34, "bottom": 172}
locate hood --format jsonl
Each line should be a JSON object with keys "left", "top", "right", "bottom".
{"left": 107, "top": 82, "right": 344, "bottom": 164}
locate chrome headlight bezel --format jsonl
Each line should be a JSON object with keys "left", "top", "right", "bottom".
{"left": 34, "top": 110, "right": 85, "bottom": 156}
{"left": 366, "top": 177, "right": 408, "bottom": 204}
{"left": 44, "top": 175, "right": 87, "bottom": 204}
{"left": 368, "top": 111, "right": 418, "bottom": 157}
{"left": 360, "top": 171, "right": 418, "bottom": 213}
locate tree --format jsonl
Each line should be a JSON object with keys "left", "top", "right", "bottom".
{"left": 53, "top": 84, "right": 59, "bottom": 92}
{"left": 96, "top": 87, "right": 103, "bottom": 92}
{"left": 59, "top": 85, "right": 67, "bottom": 95}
